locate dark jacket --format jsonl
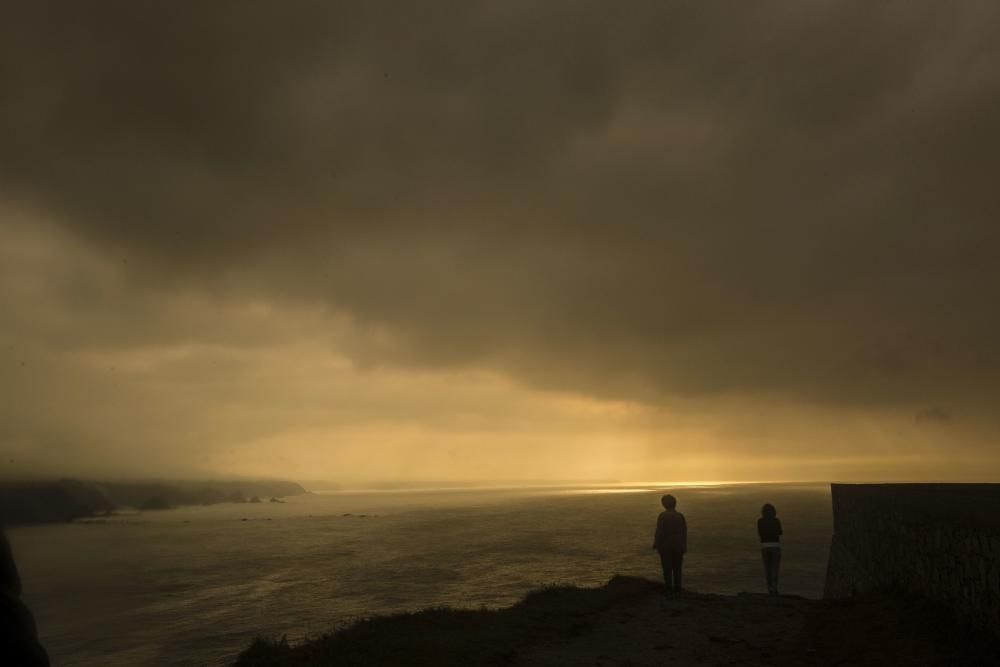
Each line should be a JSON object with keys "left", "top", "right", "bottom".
{"left": 653, "top": 509, "right": 687, "bottom": 553}
{"left": 757, "top": 516, "right": 782, "bottom": 543}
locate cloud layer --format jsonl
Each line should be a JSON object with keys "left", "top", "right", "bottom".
{"left": 2, "top": 2, "right": 999, "bottom": 480}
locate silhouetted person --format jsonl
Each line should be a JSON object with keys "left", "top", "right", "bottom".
{"left": 1, "top": 528, "right": 50, "bottom": 666}
{"left": 758, "top": 503, "right": 782, "bottom": 595}
{"left": 652, "top": 494, "right": 687, "bottom": 591}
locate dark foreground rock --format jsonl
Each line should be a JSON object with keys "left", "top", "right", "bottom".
{"left": 1, "top": 530, "right": 49, "bottom": 666}
{"left": 235, "top": 576, "right": 998, "bottom": 667}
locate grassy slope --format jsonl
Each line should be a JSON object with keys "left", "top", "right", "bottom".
{"left": 236, "top": 577, "right": 655, "bottom": 667}
{"left": 235, "top": 576, "right": 998, "bottom": 667}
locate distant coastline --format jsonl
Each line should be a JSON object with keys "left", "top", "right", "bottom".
{"left": 0, "top": 478, "right": 308, "bottom": 525}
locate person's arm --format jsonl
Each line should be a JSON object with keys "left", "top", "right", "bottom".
{"left": 757, "top": 517, "right": 764, "bottom": 540}
{"left": 776, "top": 518, "right": 783, "bottom": 537}
{"left": 681, "top": 514, "right": 688, "bottom": 553}
{"left": 652, "top": 514, "right": 662, "bottom": 550}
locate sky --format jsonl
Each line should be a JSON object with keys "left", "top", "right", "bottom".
{"left": 2, "top": 1, "right": 999, "bottom": 484}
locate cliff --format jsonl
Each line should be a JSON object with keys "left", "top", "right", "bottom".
{"left": 235, "top": 576, "right": 997, "bottom": 666}
{"left": 824, "top": 483, "right": 1000, "bottom": 637}
{"left": 0, "top": 479, "right": 114, "bottom": 524}
{"left": 0, "top": 479, "right": 308, "bottom": 524}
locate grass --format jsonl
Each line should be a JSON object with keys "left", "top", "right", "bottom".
{"left": 234, "top": 576, "right": 661, "bottom": 666}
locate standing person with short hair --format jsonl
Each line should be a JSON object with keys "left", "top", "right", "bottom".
{"left": 652, "top": 494, "right": 687, "bottom": 592}
{"left": 758, "top": 503, "right": 782, "bottom": 596}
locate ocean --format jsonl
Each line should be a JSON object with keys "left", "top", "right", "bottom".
{"left": 9, "top": 483, "right": 833, "bottom": 666}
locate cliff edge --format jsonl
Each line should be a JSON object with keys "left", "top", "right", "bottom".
{"left": 234, "top": 576, "right": 997, "bottom": 666}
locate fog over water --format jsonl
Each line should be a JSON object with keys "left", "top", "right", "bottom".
{"left": 11, "top": 484, "right": 831, "bottom": 666}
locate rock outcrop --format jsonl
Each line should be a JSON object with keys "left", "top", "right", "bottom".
{"left": 1, "top": 529, "right": 50, "bottom": 666}
{"left": 824, "top": 483, "right": 1000, "bottom": 638}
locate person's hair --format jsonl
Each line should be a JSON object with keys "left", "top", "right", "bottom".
{"left": 661, "top": 494, "right": 677, "bottom": 509}
{"left": 761, "top": 503, "right": 777, "bottom": 518}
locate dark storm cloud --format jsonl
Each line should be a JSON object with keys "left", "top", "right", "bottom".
{"left": 3, "top": 1, "right": 1000, "bottom": 415}
{"left": 915, "top": 407, "right": 953, "bottom": 425}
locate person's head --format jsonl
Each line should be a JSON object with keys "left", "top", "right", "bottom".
{"left": 661, "top": 494, "right": 677, "bottom": 510}
{"left": 761, "top": 503, "right": 777, "bottom": 519}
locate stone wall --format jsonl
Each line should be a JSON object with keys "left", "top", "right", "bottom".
{"left": 824, "top": 483, "right": 1000, "bottom": 637}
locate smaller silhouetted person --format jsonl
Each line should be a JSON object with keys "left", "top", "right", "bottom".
{"left": 652, "top": 494, "right": 687, "bottom": 591}
{"left": 758, "top": 503, "right": 782, "bottom": 595}
{"left": 1, "top": 529, "right": 50, "bottom": 666}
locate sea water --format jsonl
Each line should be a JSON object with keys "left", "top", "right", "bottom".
{"left": 9, "top": 483, "right": 833, "bottom": 666}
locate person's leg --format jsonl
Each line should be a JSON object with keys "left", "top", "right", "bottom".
{"left": 772, "top": 548, "right": 781, "bottom": 594}
{"left": 760, "top": 547, "right": 774, "bottom": 593}
{"left": 659, "top": 551, "right": 671, "bottom": 586}
{"left": 672, "top": 551, "right": 684, "bottom": 591}
{"left": 762, "top": 548, "right": 780, "bottom": 594}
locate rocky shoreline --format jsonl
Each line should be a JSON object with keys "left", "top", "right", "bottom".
{"left": 235, "top": 575, "right": 998, "bottom": 666}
